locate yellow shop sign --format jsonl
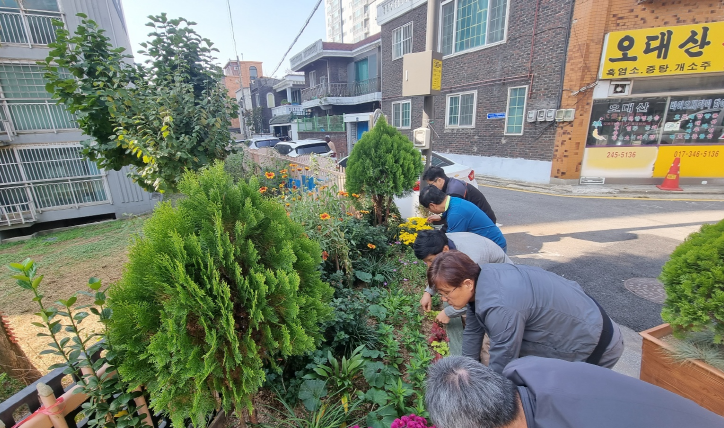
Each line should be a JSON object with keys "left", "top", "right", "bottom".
{"left": 600, "top": 22, "right": 724, "bottom": 79}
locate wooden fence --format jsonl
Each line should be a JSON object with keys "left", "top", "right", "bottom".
{"left": 243, "top": 148, "right": 346, "bottom": 192}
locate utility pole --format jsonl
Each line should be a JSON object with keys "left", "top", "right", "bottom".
{"left": 422, "top": 0, "right": 438, "bottom": 181}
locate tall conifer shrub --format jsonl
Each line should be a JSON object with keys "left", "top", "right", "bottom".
{"left": 345, "top": 117, "right": 424, "bottom": 225}
{"left": 108, "top": 164, "right": 334, "bottom": 426}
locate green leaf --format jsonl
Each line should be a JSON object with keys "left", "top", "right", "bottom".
{"left": 298, "top": 379, "right": 327, "bottom": 412}
{"left": 365, "top": 388, "right": 389, "bottom": 407}
{"left": 88, "top": 277, "right": 102, "bottom": 290}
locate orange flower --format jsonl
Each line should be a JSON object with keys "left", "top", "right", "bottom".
{"left": 338, "top": 191, "right": 349, "bottom": 197}
{"left": 367, "top": 243, "right": 376, "bottom": 249}
{"left": 285, "top": 203, "right": 290, "bottom": 207}
{"left": 297, "top": 168, "right": 302, "bottom": 171}
{"left": 322, "top": 251, "right": 329, "bottom": 261}
{"left": 360, "top": 210, "right": 370, "bottom": 214}
{"left": 290, "top": 163, "right": 298, "bottom": 168}
{"left": 282, "top": 174, "right": 288, "bottom": 179}
{"left": 304, "top": 166, "right": 310, "bottom": 171}
{"left": 292, "top": 185, "right": 298, "bottom": 190}
{"left": 259, "top": 187, "right": 268, "bottom": 193}
{"left": 279, "top": 183, "right": 285, "bottom": 188}
{"left": 352, "top": 193, "right": 360, "bottom": 198}
{"left": 320, "top": 213, "right": 331, "bottom": 220}
{"left": 280, "top": 169, "right": 288, "bottom": 174}
{"left": 265, "top": 172, "right": 275, "bottom": 179}
{"left": 346, "top": 212, "right": 353, "bottom": 216}
{"left": 308, "top": 192, "right": 314, "bottom": 196}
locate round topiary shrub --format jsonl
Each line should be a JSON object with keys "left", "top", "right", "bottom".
{"left": 108, "top": 164, "right": 334, "bottom": 426}
{"left": 660, "top": 218, "right": 724, "bottom": 344}
{"left": 345, "top": 117, "right": 424, "bottom": 225}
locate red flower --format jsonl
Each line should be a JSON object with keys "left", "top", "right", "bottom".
{"left": 322, "top": 251, "right": 329, "bottom": 261}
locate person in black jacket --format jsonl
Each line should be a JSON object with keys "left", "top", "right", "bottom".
{"left": 422, "top": 166, "right": 497, "bottom": 223}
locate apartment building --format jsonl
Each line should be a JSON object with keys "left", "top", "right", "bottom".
{"left": 377, "top": 0, "right": 573, "bottom": 183}
{"left": 325, "top": 0, "right": 383, "bottom": 43}
{"left": 0, "top": 0, "right": 157, "bottom": 237}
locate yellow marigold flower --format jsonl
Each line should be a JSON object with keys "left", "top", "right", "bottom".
{"left": 360, "top": 210, "right": 370, "bottom": 214}
{"left": 320, "top": 213, "right": 331, "bottom": 220}
{"left": 290, "top": 163, "right": 298, "bottom": 168}
{"left": 346, "top": 212, "right": 353, "bottom": 216}
{"left": 282, "top": 174, "right": 288, "bottom": 178}
{"left": 286, "top": 203, "right": 290, "bottom": 207}
{"left": 265, "top": 172, "right": 275, "bottom": 179}
{"left": 279, "top": 183, "right": 285, "bottom": 188}
{"left": 305, "top": 166, "right": 310, "bottom": 170}
{"left": 352, "top": 193, "right": 360, "bottom": 198}
{"left": 259, "top": 187, "right": 268, "bottom": 193}
{"left": 367, "top": 243, "right": 376, "bottom": 249}
{"left": 280, "top": 169, "right": 288, "bottom": 174}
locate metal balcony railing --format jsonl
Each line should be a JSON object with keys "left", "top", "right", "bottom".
{"left": 0, "top": 10, "right": 63, "bottom": 46}
{"left": 301, "top": 77, "right": 380, "bottom": 102}
{"left": 271, "top": 104, "right": 305, "bottom": 117}
{"left": 296, "top": 115, "right": 346, "bottom": 132}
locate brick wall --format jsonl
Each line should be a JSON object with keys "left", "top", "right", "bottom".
{"left": 380, "top": 0, "right": 574, "bottom": 163}
{"left": 222, "top": 76, "right": 241, "bottom": 129}
{"left": 552, "top": 0, "right": 724, "bottom": 180}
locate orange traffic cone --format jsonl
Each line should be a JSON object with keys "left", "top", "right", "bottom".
{"left": 657, "top": 157, "right": 683, "bottom": 191}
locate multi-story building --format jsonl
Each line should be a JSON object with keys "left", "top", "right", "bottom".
{"left": 222, "top": 60, "right": 263, "bottom": 136}
{"left": 325, "top": 0, "right": 383, "bottom": 43}
{"left": 290, "top": 34, "right": 382, "bottom": 157}
{"left": 552, "top": 0, "right": 724, "bottom": 184}
{"left": 377, "top": 0, "right": 573, "bottom": 183}
{"left": 269, "top": 74, "right": 306, "bottom": 140}
{"left": 0, "top": 0, "right": 158, "bottom": 238}
{"left": 249, "top": 77, "right": 281, "bottom": 135}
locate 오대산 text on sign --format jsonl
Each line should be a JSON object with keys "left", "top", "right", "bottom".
{"left": 600, "top": 21, "right": 724, "bottom": 79}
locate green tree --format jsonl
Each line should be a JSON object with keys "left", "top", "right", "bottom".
{"left": 345, "top": 117, "right": 424, "bottom": 225}
{"left": 43, "top": 14, "right": 236, "bottom": 192}
{"left": 108, "top": 164, "right": 334, "bottom": 427}
{"left": 660, "top": 218, "right": 724, "bottom": 344}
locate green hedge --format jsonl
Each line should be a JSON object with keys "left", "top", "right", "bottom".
{"left": 661, "top": 218, "right": 724, "bottom": 344}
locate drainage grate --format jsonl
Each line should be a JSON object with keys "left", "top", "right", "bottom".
{"left": 624, "top": 277, "right": 667, "bottom": 304}
{"left": 580, "top": 176, "right": 605, "bottom": 185}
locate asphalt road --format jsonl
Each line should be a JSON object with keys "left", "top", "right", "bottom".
{"left": 482, "top": 186, "right": 724, "bottom": 332}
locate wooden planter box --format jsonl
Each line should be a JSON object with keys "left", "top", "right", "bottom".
{"left": 640, "top": 323, "right": 724, "bottom": 416}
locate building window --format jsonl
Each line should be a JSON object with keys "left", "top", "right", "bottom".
{"left": 0, "top": 0, "right": 62, "bottom": 45}
{"left": 440, "top": 0, "right": 508, "bottom": 56}
{"left": 446, "top": 91, "right": 477, "bottom": 128}
{"left": 392, "top": 22, "right": 413, "bottom": 60}
{"left": 392, "top": 100, "right": 411, "bottom": 129}
{"left": 309, "top": 70, "right": 317, "bottom": 87}
{"left": 249, "top": 66, "right": 258, "bottom": 79}
{"left": 0, "top": 144, "right": 109, "bottom": 214}
{"left": 266, "top": 93, "right": 275, "bottom": 108}
{"left": 505, "top": 86, "right": 527, "bottom": 135}
{"left": 291, "top": 89, "right": 301, "bottom": 104}
{"left": 0, "top": 63, "right": 77, "bottom": 131}
{"left": 355, "top": 58, "right": 369, "bottom": 82}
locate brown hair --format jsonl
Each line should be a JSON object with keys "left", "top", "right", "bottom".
{"left": 427, "top": 250, "right": 481, "bottom": 290}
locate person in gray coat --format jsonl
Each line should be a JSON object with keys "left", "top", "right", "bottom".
{"left": 428, "top": 250, "right": 624, "bottom": 373}
{"left": 414, "top": 230, "right": 513, "bottom": 324}
{"left": 426, "top": 356, "right": 724, "bottom": 428}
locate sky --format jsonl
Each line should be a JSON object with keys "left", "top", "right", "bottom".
{"left": 121, "top": 0, "right": 326, "bottom": 77}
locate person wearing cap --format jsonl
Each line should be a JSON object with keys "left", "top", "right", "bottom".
{"left": 428, "top": 250, "right": 624, "bottom": 373}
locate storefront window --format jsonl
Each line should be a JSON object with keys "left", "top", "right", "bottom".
{"left": 587, "top": 94, "right": 724, "bottom": 147}
{"left": 660, "top": 95, "right": 724, "bottom": 145}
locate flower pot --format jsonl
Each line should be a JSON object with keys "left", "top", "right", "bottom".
{"left": 639, "top": 323, "right": 724, "bottom": 416}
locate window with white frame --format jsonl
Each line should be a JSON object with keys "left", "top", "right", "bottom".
{"left": 266, "top": 93, "right": 275, "bottom": 108}
{"left": 505, "top": 86, "right": 527, "bottom": 135}
{"left": 392, "top": 22, "right": 413, "bottom": 60}
{"left": 439, "top": 0, "right": 508, "bottom": 56}
{"left": 446, "top": 91, "right": 476, "bottom": 128}
{"left": 391, "top": 100, "right": 411, "bottom": 129}
{"left": 0, "top": 63, "right": 77, "bottom": 132}
{"left": 309, "top": 70, "right": 317, "bottom": 87}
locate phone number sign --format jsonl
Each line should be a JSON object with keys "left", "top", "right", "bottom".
{"left": 600, "top": 21, "right": 724, "bottom": 79}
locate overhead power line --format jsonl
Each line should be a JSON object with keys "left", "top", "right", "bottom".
{"left": 270, "top": 0, "right": 324, "bottom": 77}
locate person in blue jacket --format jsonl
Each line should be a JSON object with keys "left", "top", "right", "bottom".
{"left": 419, "top": 185, "right": 506, "bottom": 252}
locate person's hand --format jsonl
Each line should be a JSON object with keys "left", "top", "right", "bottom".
{"left": 420, "top": 292, "right": 432, "bottom": 312}
{"left": 436, "top": 311, "right": 451, "bottom": 324}
{"left": 427, "top": 214, "right": 442, "bottom": 223}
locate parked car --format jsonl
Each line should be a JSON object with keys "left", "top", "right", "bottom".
{"left": 337, "top": 152, "right": 479, "bottom": 219}
{"left": 241, "top": 137, "right": 280, "bottom": 149}
{"left": 274, "top": 140, "right": 333, "bottom": 158}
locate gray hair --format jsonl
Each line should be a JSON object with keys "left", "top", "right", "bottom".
{"left": 425, "top": 356, "right": 519, "bottom": 428}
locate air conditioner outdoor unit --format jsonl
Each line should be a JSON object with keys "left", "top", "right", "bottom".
{"left": 413, "top": 127, "right": 431, "bottom": 149}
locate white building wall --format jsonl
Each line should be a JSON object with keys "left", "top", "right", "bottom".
{"left": 325, "top": 0, "right": 383, "bottom": 43}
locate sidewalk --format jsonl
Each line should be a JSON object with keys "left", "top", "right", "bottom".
{"left": 475, "top": 175, "right": 724, "bottom": 201}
